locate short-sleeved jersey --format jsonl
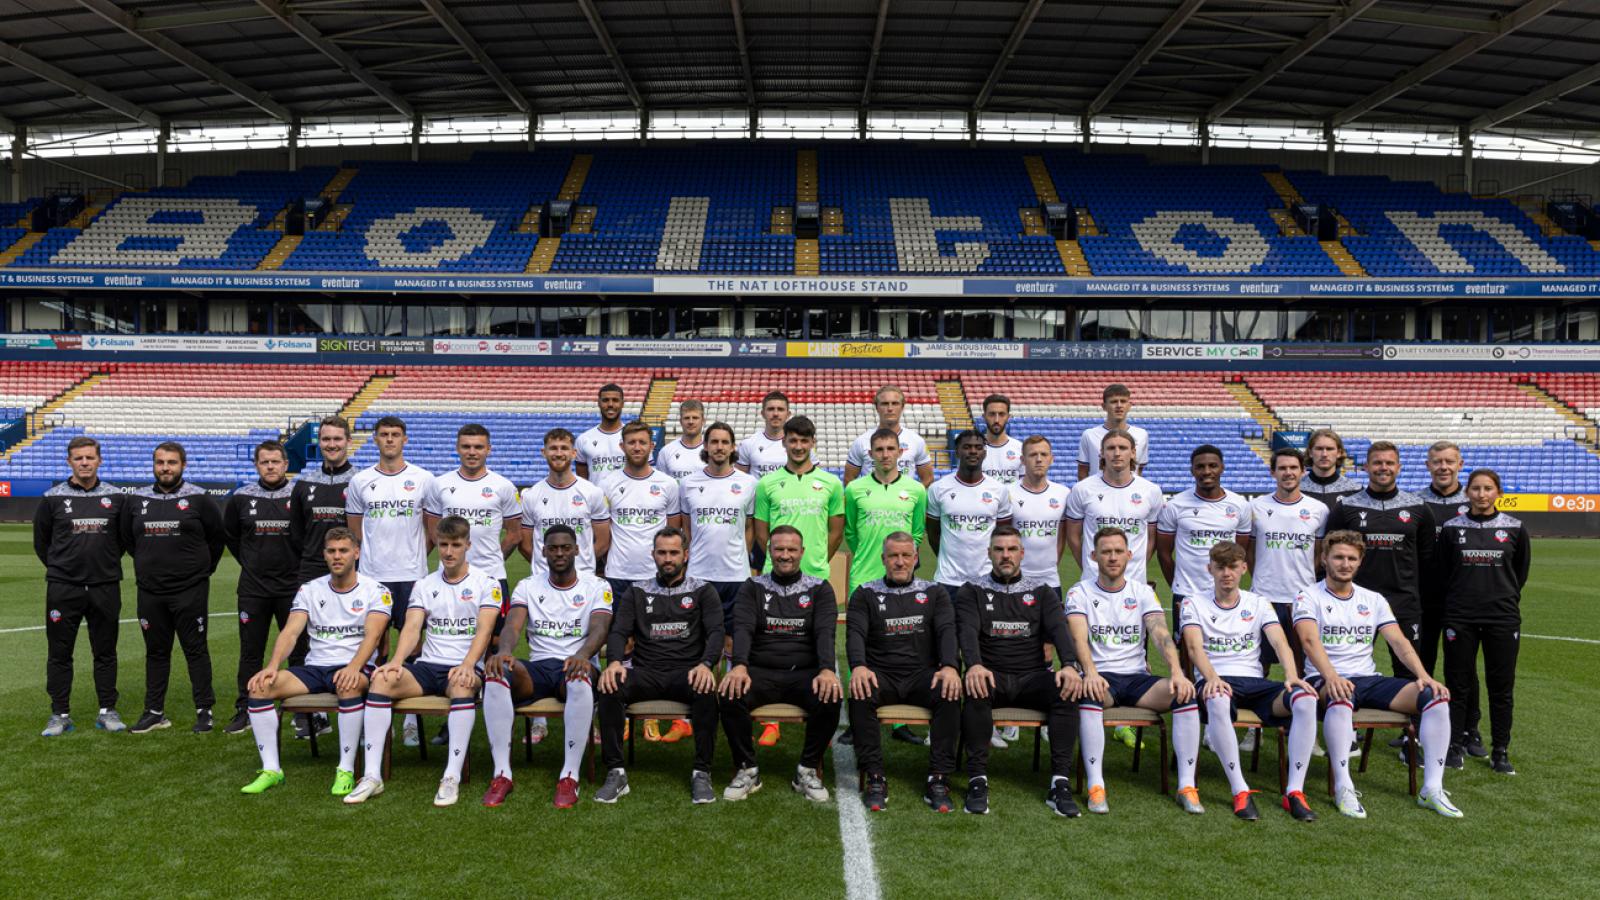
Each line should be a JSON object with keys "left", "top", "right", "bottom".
{"left": 982, "top": 436, "right": 1025, "bottom": 485}
{"left": 681, "top": 468, "right": 758, "bottom": 582}
{"left": 575, "top": 424, "right": 626, "bottom": 481}
{"left": 1156, "top": 487, "right": 1252, "bottom": 598}
{"left": 1247, "top": 492, "right": 1329, "bottom": 604}
{"left": 411, "top": 567, "right": 502, "bottom": 667}
{"left": 424, "top": 468, "right": 520, "bottom": 580}
{"left": 754, "top": 466, "right": 845, "bottom": 580}
{"left": 602, "top": 469, "right": 681, "bottom": 581}
{"left": 1293, "top": 579, "right": 1396, "bottom": 679}
{"left": 346, "top": 463, "right": 433, "bottom": 582}
{"left": 1065, "top": 473, "right": 1165, "bottom": 583}
{"left": 1179, "top": 589, "right": 1279, "bottom": 679}
{"left": 510, "top": 572, "right": 613, "bottom": 661}
{"left": 927, "top": 473, "right": 1012, "bottom": 585}
{"left": 1065, "top": 577, "right": 1166, "bottom": 675}
{"left": 736, "top": 431, "right": 790, "bottom": 479}
{"left": 1011, "top": 480, "right": 1070, "bottom": 586}
{"left": 655, "top": 437, "right": 705, "bottom": 481}
{"left": 845, "top": 426, "right": 931, "bottom": 478}
{"left": 1078, "top": 423, "right": 1151, "bottom": 474}
{"left": 520, "top": 475, "right": 609, "bottom": 576}
{"left": 843, "top": 473, "right": 927, "bottom": 593}
{"left": 293, "top": 574, "right": 392, "bottom": 667}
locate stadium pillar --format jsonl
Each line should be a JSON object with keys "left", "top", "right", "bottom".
{"left": 967, "top": 109, "right": 977, "bottom": 145}
{"left": 155, "top": 121, "right": 169, "bottom": 188}
{"left": 411, "top": 114, "right": 422, "bottom": 162}
{"left": 287, "top": 117, "right": 300, "bottom": 171}
{"left": 1199, "top": 119, "right": 1210, "bottom": 165}
{"left": 527, "top": 113, "right": 537, "bottom": 152}
{"left": 858, "top": 110, "right": 867, "bottom": 139}
{"left": 1460, "top": 125, "right": 1474, "bottom": 192}
{"left": 1080, "top": 114, "right": 1091, "bottom": 153}
{"left": 7, "top": 126, "right": 23, "bottom": 203}
{"left": 640, "top": 108, "right": 650, "bottom": 143}
{"left": 1323, "top": 121, "right": 1336, "bottom": 175}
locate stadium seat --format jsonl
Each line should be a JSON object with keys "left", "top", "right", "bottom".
{"left": 1330, "top": 709, "right": 1418, "bottom": 797}
{"left": 1076, "top": 706, "right": 1169, "bottom": 795}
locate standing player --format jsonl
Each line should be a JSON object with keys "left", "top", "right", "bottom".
{"left": 1419, "top": 441, "right": 1468, "bottom": 686}
{"left": 122, "top": 441, "right": 225, "bottom": 734}
{"left": 656, "top": 399, "right": 708, "bottom": 481}
{"left": 1301, "top": 428, "right": 1364, "bottom": 509}
{"left": 519, "top": 428, "right": 612, "bottom": 579}
{"left": 955, "top": 527, "right": 1082, "bottom": 816}
{"left": 1078, "top": 383, "right": 1149, "bottom": 479}
{"left": 1010, "top": 436, "right": 1070, "bottom": 587}
{"left": 1295, "top": 530, "right": 1462, "bottom": 818}
{"left": 843, "top": 385, "right": 934, "bottom": 486}
{"left": 927, "top": 430, "right": 1013, "bottom": 599}
{"left": 35, "top": 436, "right": 126, "bottom": 736}
{"left": 1155, "top": 444, "right": 1252, "bottom": 629}
{"left": 720, "top": 526, "right": 844, "bottom": 803}
{"left": 481, "top": 525, "right": 613, "bottom": 808}
{"left": 1065, "top": 430, "right": 1164, "bottom": 585}
{"left": 1326, "top": 441, "right": 1436, "bottom": 678}
{"left": 594, "top": 529, "right": 724, "bottom": 805}
{"left": 345, "top": 415, "right": 434, "bottom": 747}
{"left": 286, "top": 415, "right": 355, "bottom": 739}
{"left": 574, "top": 383, "right": 628, "bottom": 483}
{"left": 222, "top": 441, "right": 302, "bottom": 737}
{"left": 737, "top": 390, "right": 797, "bottom": 479}
{"left": 1438, "top": 469, "right": 1529, "bottom": 775}
{"left": 1245, "top": 447, "right": 1329, "bottom": 679}
{"left": 980, "top": 394, "right": 1024, "bottom": 486}
{"left": 753, "top": 415, "right": 844, "bottom": 582}
{"left": 601, "top": 420, "right": 684, "bottom": 596}
{"left": 239, "top": 527, "right": 391, "bottom": 796}
{"left": 847, "top": 533, "right": 961, "bottom": 812}
{"left": 1180, "top": 542, "right": 1320, "bottom": 821}
{"left": 346, "top": 516, "right": 501, "bottom": 807}
{"left": 844, "top": 428, "right": 928, "bottom": 596}
{"left": 1069, "top": 527, "right": 1201, "bottom": 815}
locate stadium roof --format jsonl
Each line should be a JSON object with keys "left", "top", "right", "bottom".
{"left": 3, "top": 0, "right": 1600, "bottom": 135}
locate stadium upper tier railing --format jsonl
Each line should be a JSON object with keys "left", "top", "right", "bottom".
{"left": 3, "top": 148, "right": 1598, "bottom": 281}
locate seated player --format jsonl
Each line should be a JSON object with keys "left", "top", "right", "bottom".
{"left": 345, "top": 516, "right": 502, "bottom": 807}
{"left": 1069, "top": 526, "right": 1201, "bottom": 815}
{"left": 1295, "top": 530, "right": 1462, "bottom": 819}
{"left": 847, "top": 533, "right": 961, "bottom": 813}
{"left": 720, "top": 526, "right": 844, "bottom": 803}
{"left": 594, "top": 528, "right": 723, "bottom": 805}
{"left": 240, "top": 528, "right": 391, "bottom": 796}
{"left": 955, "top": 526, "right": 1082, "bottom": 817}
{"left": 481, "top": 525, "right": 613, "bottom": 808}
{"left": 1179, "top": 541, "right": 1319, "bottom": 822}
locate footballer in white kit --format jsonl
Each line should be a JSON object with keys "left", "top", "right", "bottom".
{"left": 1155, "top": 445, "right": 1251, "bottom": 616}
{"left": 655, "top": 398, "right": 707, "bottom": 481}
{"left": 520, "top": 428, "right": 610, "bottom": 578}
{"left": 575, "top": 383, "right": 628, "bottom": 482}
{"left": 1247, "top": 448, "right": 1329, "bottom": 674}
{"left": 1077, "top": 423, "right": 1150, "bottom": 475}
{"left": 345, "top": 419, "right": 433, "bottom": 621}
{"left": 425, "top": 467, "right": 520, "bottom": 581}
{"left": 1009, "top": 435, "right": 1069, "bottom": 586}
{"left": 978, "top": 393, "right": 1024, "bottom": 485}
{"left": 602, "top": 423, "right": 684, "bottom": 587}
{"left": 682, "top": 468, "right": 757, "bottom": 584}
{"left": 926, "top": 432, "right": 1012, "bottom": 590}
{"left": 1066, "top": 472, "right": 1164, "bottom": 583}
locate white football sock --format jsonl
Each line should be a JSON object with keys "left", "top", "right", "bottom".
{"left": 444, "top": 700, "right": 475, "bottom": 781}
{"left": 1172, "top": 702, "right": 1200, "bottom": 790}
{"left": 336, "top": 697, "right": 364, "bottom": 772}
{"left": 483, "top": 677, "right": 515, "bottom": 780}
{"left": 1204, "top": 696, "right": 1248, "bottom": 794}
{"left": 561, "top": 679, "right": 595, "bottom": 782}
{"left": 1324, "top": 701, "right": 1355, "bottom": 794}
{"left": 362, "top": 694, "right": 393, "bottom": 781}
{"left": 248, "top": 700, "right": 280, "bottom": 772}
{"left": 1079, "top": 706, "right": 1106, "bottom": 790}
{"left": 1419, "top": 693, "right": 1451, "bottom": 795}
{"left": 1285, "top": 692, "right": 1318, "bottom": 794}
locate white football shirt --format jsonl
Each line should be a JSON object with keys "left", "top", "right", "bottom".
{"left": 655, "top": 437, "right": 705, "bottom": 481}
{"left": 1156, "top": 487, "right": 1253, "bottom": 598}
{"left": 1065, "top": 576, "right": 1165, "bottom": 675}
{"left": 603, "top": 469, "right": 681, "bottom": 581}
{"left": 1293, "top": 580, "right": 1396, "bottom": 680}
{"left": 844, "top": 426, "right": 932, "bottom": 478}
{"left": 412, "top": 567, "right": 502, "bottom": 667}
{"left": 1247, "top": 493, "right": 1330, "bottom": 604}
{"left": 736, "top": 431, "right": 790, "bottom": 478}
{"left": 511, "top": 572, "right": 614, "bottom": 661}
{"left": 345, "top": 463, "right": 434, "bottom": 582}
{"left": 1065, "top": 473, "right": 1165, "bottom": 584}
{"left": 926, "top": 472, "right": 1012, "bottom": 585}
{"left": 982, "top": 436, "right": 1025, "bottom": 485}
{"left": 575, "top": 424, "right": 626, "bottom": 481}
{"left": 519, "top": 475, "right": 609, "bottom": 576}
{"left": 293, "top": 574, "right": 392, "bottom": 667}
{"left": 423, "top": 468, "right": 520, "bottom": 579}
{"left": 1078, "top": 423, "right": 1151, "bottom": 474}
{"left": 681, "top": 468, "right": 758, "bottom": 582}
{"left": 1179, "top": 589, "right": 1280, "bottom": 679}
{"left": 1011, "top": 480, "right": 1070, "bottom": 586}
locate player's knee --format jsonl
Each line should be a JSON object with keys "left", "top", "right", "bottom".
{"left": 1416, "top": 685, "right": 1446, "bottom": 711}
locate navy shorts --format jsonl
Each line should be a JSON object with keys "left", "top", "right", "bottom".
{"left": 516, "top": 658, "right": 571, "bottom": 702}
{"left": 1099, "top": 671, "right": 1164, "bottom": 708}
{"left": 606, "top": 578, "right": 636, "bottom": 601}
{"left": 710, "top": 580, "right": 743, "bottom": 621}
{"left": 287, "top": 663, "right": 371, "bottom": 695}
{"left": 1309, "top": 673, "right": 1409, "bottom": 711}
{"left": 405, "top": 660, "right": 469, "bottom": 697}
{"left": 382, "top": 580, "right": 416, "bottom": 631}
{"left": 1258, "top": 602, "right": 1295, "bottom": 670}
{"left": 1197, "top": 675, "right": 1292, "bottom": 726}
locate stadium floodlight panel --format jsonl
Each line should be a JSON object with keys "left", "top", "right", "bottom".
{"left": 646, "top": 109, "right": 752, "bottom": 140}
{"left": 537, "top": 111, "right": 642, "bottom": 142}
{"left": 865, "top": 110, "right": 969, "bottom": 140}
{"left": 421, "top": 115, "right": 529, "bottom": 144}
{"left": 1335, "top": 124, "right": 1459, "bottom": 157}
{"left": 1090, "top": 116, "right": 1199, "bottom": 147}
{"left": 169, "top": 123, "right": 291, "bottom": 154}
{"left": 301, "top": 118, "right": 414, "bottom": 147}
{"left": 975, "top": 113, "right": 1083, "bottom": 142}
{"left": 24, "top": 125, "right": 161, "bottom": 158}
{"left": 756, "top": 109, "right": 859, "bottom": 140}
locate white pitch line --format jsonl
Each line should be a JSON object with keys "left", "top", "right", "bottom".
{"left": 0, "top": 612, "right": 230, "bottom": 635}
{"left": 831, "top": 742, "right": 882, "bottom": 900}
{"left": 1525, "top": 633, "right": 1600, "bottom": 645}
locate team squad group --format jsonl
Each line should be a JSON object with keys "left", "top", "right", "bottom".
{"left": 34, "top": 382, "right": 1529, "bottom": 819}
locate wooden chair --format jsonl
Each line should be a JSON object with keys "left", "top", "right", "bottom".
{"left": 515, "top": 697, "right": 597, "bottom": 782}
{"left": 1328, "top": 708, "right": 1418, "bottom": 796}
{"left": 624, "top": 700, "right": 692, "bottom": 766}
{"left": 1077, "top": 706, "right": 1169, "bottom": 794}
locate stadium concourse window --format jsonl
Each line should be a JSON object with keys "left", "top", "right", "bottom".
{"left": 1077, "top": 308, "right": 1141, "bottom": 341}
{"left": 138, "top": 298, "right": 201, "bottom": 333}
{"left": 1216, "top": 309, "right": 1281, "bottom": 341}
{"left": 1492, "top": 307, "right": 1559, "bottom": 342}
{"left": 1351, "top": 308, "right": 1412, "bottom": 341}
{"left": 1148, "top": 309, "right": 1210, "bottom": 341}
{"left": 478, "top": 305, "right": 537, "bottom": 337}
{"left": 810, "top": 307, "right": 870, "bottom": 338}
{"left": 1564, "top": 309, "right": 1599, "bottom": 341}
{"left": 943, "top": 309, "right": 1005, "bottom": 339}
{"left": 403, "top": 304, "right": 470, "bottom": 336}
{"left": 1013, "top": 306, "right": 1071, "bottom": 340}
{"left": 1286, "top": 308, "right": 1347, "bottom": 342}
{"left": 672, "top": 306, "right": 731, "bottom": 338}
{"left": 1434, "top": 308, "right": 1488, "bottom": 342}
{"left": 742, "top": 306, "right": 805, "bottom": 338}
{"left": 876, "top": 306, "right": 941, "bottom": 340}
{"left": 206, "top": 299, "right": 272, "bottom": 335}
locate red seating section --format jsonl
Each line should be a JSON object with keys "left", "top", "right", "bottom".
{"left": 960, "top": 371, "right": 1241, "bottom": 406}
{"left": 1244, "top": 372, "right": 1538, "bottom": 408}
{"left": 1534, "top": 373, "right": 1600, "bottom": 414}
{"left": 379, "top": 366, "right": 653, "bottom": 401}
{"left": 664, "top": 368, "right": 946, "bottom": 403}
{"left": 92, "top": 363, "right": 370, "bottom": 398}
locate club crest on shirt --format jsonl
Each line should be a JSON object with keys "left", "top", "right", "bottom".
{"left": 1397, "top": 510, "right": 1411, "bottom": 523}
{"left": 898, "top": 492, "right": 911, "bottom": 502}
{"left": 1494, "top": 529, "right": 1509, "bottom": 543}
{"left": 482, "top": 486, "right": 495, "bottom": 499}
{"left": 1130, "top": 493, "right": 1143, "bottom": 505}
{"left": 1223, "top": 505, "right": 1237, "bottom": 519}
{"left": 730, "top": 483, "right": 743, "bottom": 495}
{"left": 571, "top": 495, "right": 585, "bottom": 507}
{"left": 810, "top": 480, "right": 826, "bottom": 492}
{"left": 680, "top": 595, "right": 695, "bottom": 610}
{"left": 1049, "top": 497, "right": 1061, "bottom": 509}
{"left": 1457, "top": 504, "right": 1468, "bottom": 516}
{"left": 461, "top": 588, "right": 474, "bottom": 602}
{"left": 1299, "top": 508, "right": 1311, "bottom": 520}
{"left": 1240, "top": 608, "right": 1254, "bottom": 622}
{"left": 1021, "top": 593, "right": 1035, "bottom": 606}
{"left": 1356, "top": 603, "right": 1370, "bottom": 616}
{"left": 352, "top": 598, "right": 364, "bottom": 612}
{"left": 1123, "top": 595, "right": 1138, "bottom": 610}
{"left": 798, "top": 594, "right": 812, "bottom": 608}
{"left": 914, "top": 592, "right": 928, "bottom": 604}
{"left": 403, "top": 480, "right": 416, "bottom": 492}
{"left": 177, "top": 498, "right": 189, "bottom": 511}
{"left": 649, "top": 484, "right": 663, "bottom": 497}
{"left": 101, "top": 496, "right": 113, "bottom": 508}
{"left": 980, "top": 492, "right": 994, "bottom": 504}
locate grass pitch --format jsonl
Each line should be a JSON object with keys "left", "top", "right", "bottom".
{"left": 1, "top": 526, "right": 1597, "bottom": 898}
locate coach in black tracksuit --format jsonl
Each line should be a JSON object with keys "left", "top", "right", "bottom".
{"left": 33, "top": 437, "right": 125, "bottom": 729}
{"left": 1421, "top": 476, "right": 1469, "bottom": 677}
{"left": 1326, "top": 442, "right": 1436, "bottom": 678}
{"left": 1439, "top": 477, "right": 1530, "bottom": 770}
{"left": 121, "top": 443, "right": 226, "bottom": 733}
{"left": 287, "top": 421, "right": 355, "bottom": 583}
{"left": 223, "top": 443, "right": 301, "bottom": 729}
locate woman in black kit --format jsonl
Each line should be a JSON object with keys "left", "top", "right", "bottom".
{"left": 1438, "top": 469, "right": 1530, "bottom": 776}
